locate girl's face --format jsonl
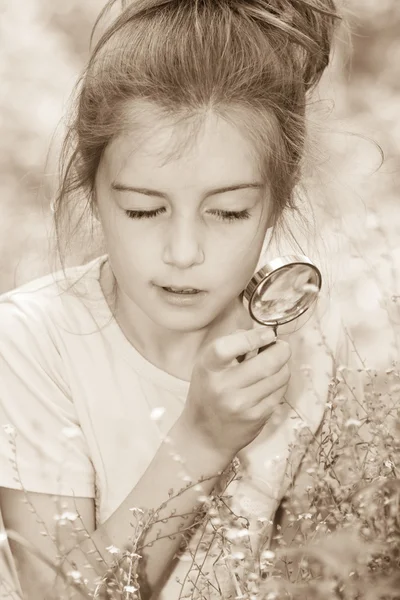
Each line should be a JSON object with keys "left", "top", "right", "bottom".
{"left": 95, "top": 109, "right": 271, "bottom": 334}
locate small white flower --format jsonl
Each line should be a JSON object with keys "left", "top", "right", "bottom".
{"left": 230, "top": 551, "right": 245, "bottom": 560}
{"left": 197, "top": 495, "right": 209, "bottom": 503}
{"left": 129, "top": 507, "right": 144, "bottom": 516}
{"left": 68, "top": 570, "right": 82, "bottom": 581}
{"left": 63, "top": 511, "right": 78, "bottom": 521}
{"left": 3, "top": 424, "right": 15, "bottom": 435}
{"left": 124, "top": 585, "right": 138, "bottom": 593}
{"left": 106, "top": 545, "right": 120, "bottom": 554}
{"left": 0, "top": 532, "right": 8, "bottom": 544}
{"left": 261, "top": 550, "right": 275, "bottom": 560}
{"left": 384, "top": 460, "right": 394, "bottom": 469}
{"left": 293, "top": 420, "right": 308, "bottom": 431}
{"left": 150, "top": 407, "right": 165, "bottom": 421}
{"left": 61, "top": 426, "right": 81, "bottom": 439}
{"left": 225, "top": 528, "right": 248, "bottom": 540}
{"left": 345, "top": 418, "right": 361, "bottom": 428}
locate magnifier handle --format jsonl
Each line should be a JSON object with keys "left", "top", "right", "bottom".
{"left": 258, "top": 324, "right": 278, "bottom": 354}
{"left": 258, "top": 339, "right": 277, "bottom": 354}
{"left": 236, "top": 326, "right": 277, "bottom": 363}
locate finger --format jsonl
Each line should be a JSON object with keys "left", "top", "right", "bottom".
{"left": 243, "top": 384, "right": 290, "bottom": 428}
{"left": 243, "top": 363, "right": 291, "bottom": 409}
{"left": 234, "top": 329, "right": 261, "bottom": 364}
{"left": 235, "top": 340, "right": 292, "bottom": 385}
{"left": 228, "top": 364, "right": 290, "bottom": 416}
{"left": 206, "top": 326, "right": 277, "bottom": 371}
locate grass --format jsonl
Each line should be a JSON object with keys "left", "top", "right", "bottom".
{"left": 1, "top": 321, "right": 399, "bottom": 599}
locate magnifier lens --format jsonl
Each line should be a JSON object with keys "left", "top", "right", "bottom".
{"left": 244, "top": 258, "right": 322, "bottom": 328}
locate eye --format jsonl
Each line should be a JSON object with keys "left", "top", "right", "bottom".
{"left": 209, "top": 209, "right": 251, "bottom": 222}
{"left": 125, "top": 208, "right": 251, "bottom": 222}
{"left": 125, "top": 208, "right": 166, "bottom": 219}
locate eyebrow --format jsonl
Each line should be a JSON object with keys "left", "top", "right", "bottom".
{"left": 111, "top": 181, "right": 265, "bottom": 198}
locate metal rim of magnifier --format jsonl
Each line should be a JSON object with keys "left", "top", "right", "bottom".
{"left": 242, "top": 254, "right": 322, "bottom": 327}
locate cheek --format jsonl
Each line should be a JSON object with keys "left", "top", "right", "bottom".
{"left": 214, "top": 226, "right": 264, "bottom": 266}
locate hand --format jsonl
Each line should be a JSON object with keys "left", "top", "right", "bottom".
{"left": 179, "top": 326, "right": 291, "bottom": 462}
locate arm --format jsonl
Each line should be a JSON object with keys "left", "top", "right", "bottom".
{"left": 1, "top": 418, "right": 229, "bottom": 600}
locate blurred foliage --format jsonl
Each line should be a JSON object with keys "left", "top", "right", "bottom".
{"left": 0, "top": 0, "right": 399, "bottom": 367}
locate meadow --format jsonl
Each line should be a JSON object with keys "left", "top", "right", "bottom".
{"left": 0, "top": 1, "right": 399, "bottom": 598}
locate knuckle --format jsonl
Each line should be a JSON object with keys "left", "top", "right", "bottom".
{"left": 229, "top": 396, "right": 243, "bottom": 415}
{"left": 242, "top": 330, "right": 254, "bottom": 353}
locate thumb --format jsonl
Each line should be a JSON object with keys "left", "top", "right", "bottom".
{"left": 205, "top": 326, "right": 276, "bottom": 371}
{"left": 235, "top": 329, "right": 259, "bottom": 363}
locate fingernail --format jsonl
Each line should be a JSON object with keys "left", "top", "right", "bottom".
{"left": 260, "top": 328, "right": 276, "bottom": 343}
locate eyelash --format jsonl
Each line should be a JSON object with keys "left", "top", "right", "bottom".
{"left": 125, "top": 208, "right": 251, "bottom": 222}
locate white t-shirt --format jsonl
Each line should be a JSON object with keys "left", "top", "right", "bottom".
{"left": 0, "top": 255, "right": 345, "bottom": 598}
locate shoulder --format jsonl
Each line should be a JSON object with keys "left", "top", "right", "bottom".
{"left": 0, "top": 255, "right": 108, "bottom": 371}
{"left": 0, "top": 255, "right": 107, "bottom": 328}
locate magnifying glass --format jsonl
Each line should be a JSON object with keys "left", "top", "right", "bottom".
{"left": 238, "top": 255, "right": 322, "bottom": 361}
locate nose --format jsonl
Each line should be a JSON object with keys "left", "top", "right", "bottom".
{"left": 162, "top": 215, "right": 204, "bottom": 268}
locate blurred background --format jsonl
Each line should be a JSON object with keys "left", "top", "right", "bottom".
{"left": 0, "top": 0, "right": 399, "bottom": 369}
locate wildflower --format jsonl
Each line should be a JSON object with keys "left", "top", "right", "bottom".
{"left": 170, "top": 452, "right": 182, "bottom": 462}
{"left": 226, "top": 528, "right": 249, "bottom": 541}
{"left": 2, "top": 424, "right": 15, "bottom": 435}
{"left": 230, "top": 551, "right": 245, "bottom": 560}
{"left": 124, "top": 585, "right": 138, "bottom": 593}
{"left": 106, "top": 545, "right": 120, "bottom": 554}
{"left": 54, "top": 511, "right": 78, "bottom": 522}
{"left": 129, "top": 507, "right": 144, "bottom": 517}
{"left": 345, "top": 418, "right": 361, "bottom": 427}
{"left": 61, "top": 426, "right": 81, "bottom": 439}
{"left": 197, "top": 495, "right": 209, "bottom": 503}
{"left": 150, "top": 407, "right": 165, "bottom": 421}
{"left": 261, "top": 550, "right": 275, "bottom": 560}
{"left": 68, "top": 570, "right": 82, "bottom": 581}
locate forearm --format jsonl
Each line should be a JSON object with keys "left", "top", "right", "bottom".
{"left": 63, "top": 419, "right": 230, "bottom": 599}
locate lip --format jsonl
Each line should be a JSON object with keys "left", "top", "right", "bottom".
{"left": 156, "top": 284, "right": 205, "bottom": 292}
{"left": 156, "top": 285, "right": 207, "bottom": 306}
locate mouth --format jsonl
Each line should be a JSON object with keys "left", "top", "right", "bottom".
{"left": 160, "top": 286, "right": 202, "bottom": 295}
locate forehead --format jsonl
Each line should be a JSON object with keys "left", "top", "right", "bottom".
{"left": 102, "top": 108, "right": 262, "bottom": 186}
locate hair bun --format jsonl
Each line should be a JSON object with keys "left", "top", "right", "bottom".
{"left": 238, "top": 0, "right": 340, "bottom": 90}
{"left": 93, "top": 0, "right": 340, "bottom": 91}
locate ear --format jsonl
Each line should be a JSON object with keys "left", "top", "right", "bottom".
{"left": 91, "top": 191, "right": 100, "bottom": 222}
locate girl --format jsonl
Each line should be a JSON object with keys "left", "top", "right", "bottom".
{"left": 0, "top": 0, "right": 347, "bottom": 598}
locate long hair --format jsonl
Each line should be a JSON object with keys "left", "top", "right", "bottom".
{"left": 52, "top": 0, "right": 341, "bottom": 266}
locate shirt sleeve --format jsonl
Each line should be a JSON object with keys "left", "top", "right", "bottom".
{"left": 0, "top": 295, "right": 95, "bottom": 498}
